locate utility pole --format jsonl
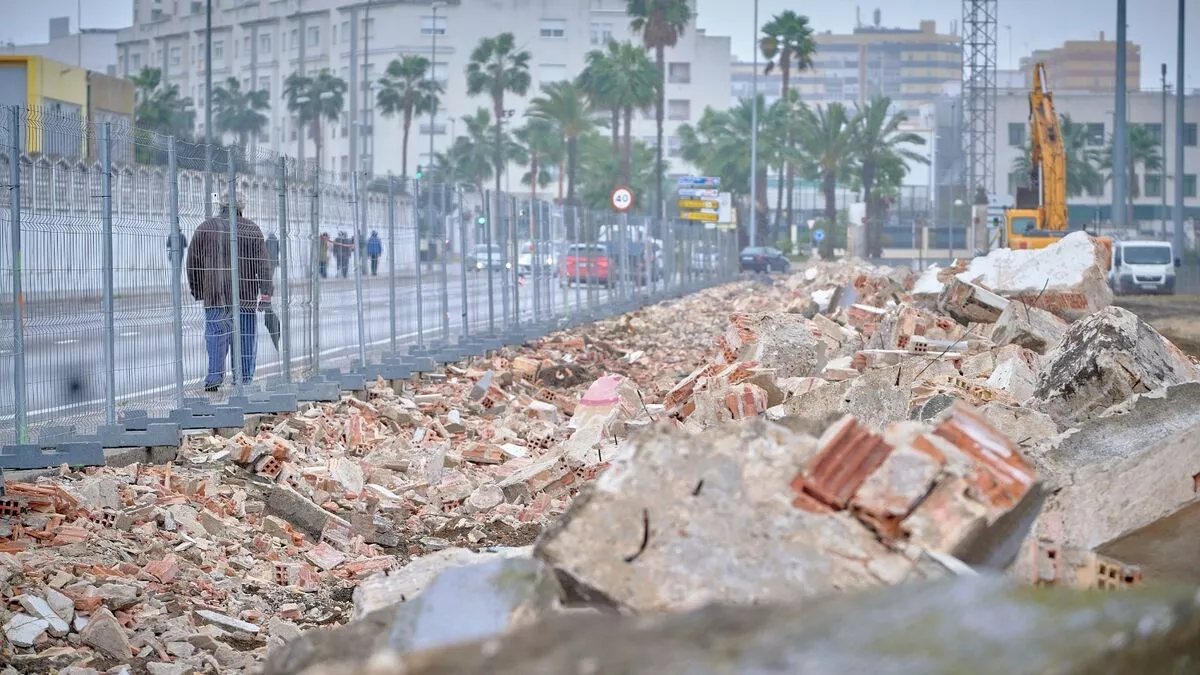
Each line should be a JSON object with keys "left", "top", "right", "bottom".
{"left": 748, "top": 0, "right": 758, "bottom": 248}
{"left": 1173, "top": 0, "right": 1186, "bottom": 256}
{"left": 1161, "top": 63, "right": 1169, "bottom": 240}
{"left": 1112, "top": 0, "right": 1128, "bottom": 227}
{"left": 204, "top": 0, "right": 213, "bottom": 218}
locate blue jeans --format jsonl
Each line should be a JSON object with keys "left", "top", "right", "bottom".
{"left": 204, "top": 306, "right": 258, "bottom": 388}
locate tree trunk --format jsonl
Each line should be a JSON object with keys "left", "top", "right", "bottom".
{"left": 819, "top": 171, "right": 837, "bottom": 260}
{"left": 773, "top": 162, "right": 785, "bottom": 240}
{"left": 611, "top": 107, "right": 621, "bottom": 162}
{"left": 492, "top": 98, "right": 504, "bottom": 242}
{"left": 653, "top": 45, "right": 666, "bottom": 231}
{"left": 566, "top": 136, "right": 579, "bottom": 205}
{"left": 861, "top": 159, "right": 877, "bottom": 258}
{"left": 400, "top": 109, "right": 412, "bottom": 190}
{"left": 622, "top": 106, "right": 634, "bottom": 185}
{"left": 312, "top": 119, "right": 323, "bottom": 177}
{"left": 755, "top": 169, "right": 769, "bottom": 247}
{"left": 557, "top": 155, "right": 565, "bottom": 202}
{"left": 779, "top": 56, "right": 792, "bottom": 248}
{"left": 530, "top": 154, "right": 539, "bottom": 241}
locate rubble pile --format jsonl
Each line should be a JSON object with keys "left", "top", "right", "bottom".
{"left": 6, "top": 233, "right": 1200, "bottom": 674}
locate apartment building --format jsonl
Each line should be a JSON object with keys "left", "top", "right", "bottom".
{"left": 731, "top": 13, "right": 959, "bottom": 118}
{"left": 4, "top": 17, "right": 121, "bottom": 76}
{"left": 115, "top": 0, "right": 732, "bottom": 184}
{"left": 995, "top": 87, "right": 1200, "bottom": 222}
{"left": 1020, "top": 33, "right": 1140, "bottom": 93}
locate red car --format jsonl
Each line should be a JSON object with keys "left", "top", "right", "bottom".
{"left": 564, "top": 244, "right": 612, "bottom": 286}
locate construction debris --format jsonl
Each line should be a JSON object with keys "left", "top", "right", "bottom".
{"left": 5, "top": 233, "right": 1200, "bottom": 673}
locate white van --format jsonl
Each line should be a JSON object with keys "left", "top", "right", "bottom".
{"left": 1108, "top": 240, "right": 1180, "bottom": 295}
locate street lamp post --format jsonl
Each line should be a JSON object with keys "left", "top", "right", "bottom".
{"left": 204, "top": 0, "right": 213, "bottom": 218}
{"left": 749, "top": 0, "right": 759, "bottom": 248}
{"left": 951, "top": 198, "right": 964, "bottom": 259}
{"left": 429, "top": 1, "right": 448, "bottom": 342}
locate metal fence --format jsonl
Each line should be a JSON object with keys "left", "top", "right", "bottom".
{"left": 0, "top": 106, "right": 738, "bottom": 448}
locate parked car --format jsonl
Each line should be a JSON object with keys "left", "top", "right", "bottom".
{"left": 467, "top": 244, "right": 508, "bottom": 272}
{"left": 518, "top": 241, "right": 557, "bottom": 275}
{"left": 739, "top": 246, "right": 790, "bottom": 273}
{"left": 563, "top": 244, "right": 611, "bottom": 286}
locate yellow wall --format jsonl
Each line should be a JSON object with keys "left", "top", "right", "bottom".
{"left": 0, "top": 55, "right": 88, "bottom": 154}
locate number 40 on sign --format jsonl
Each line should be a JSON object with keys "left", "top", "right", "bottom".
{"left": 609, "top": 185, "right": 635, "bottom": 213}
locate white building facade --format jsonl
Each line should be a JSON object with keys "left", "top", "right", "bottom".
{"left": 115, "top": 0, "right": 732, "bottom": 188}
{"left": 6, "top": 17, "right": 120, "bottom": 75}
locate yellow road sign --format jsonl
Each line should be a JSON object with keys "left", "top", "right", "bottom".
{"left": 681, "top": 210, "right": 719, "bottom": 222}
{"left": 677, "top": 199, "right": 719, "bottom": 210}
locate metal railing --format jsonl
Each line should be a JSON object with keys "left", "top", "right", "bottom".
{"left": 0, "top": 105, "right": 739, "bottom": 447}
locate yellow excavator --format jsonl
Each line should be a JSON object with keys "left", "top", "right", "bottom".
{"left": 1002, "top": 62, "right": 1111, "bottom": 263}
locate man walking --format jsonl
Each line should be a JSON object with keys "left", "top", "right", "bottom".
{"left": 266, "top": 231, "right": 281, "bottom": 279}
{"left": 319, "top": 232, "right": 331, "bottom": 278}
{"left": 334, "top": 230, "right": 354, "bottom": 278}
{"left": 366, "top": 230, "right": 382, "bottom": 276}
{"left": 186, "top": 192, "right": 273, "bottom": 392}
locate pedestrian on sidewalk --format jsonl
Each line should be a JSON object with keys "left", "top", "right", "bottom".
{"left": 334, "top": 230, "right": 354, "bottom": 278}
{"left": 366, "top": 230, "right": 382, "bottom": 276}
{"left": 186, "top": 192, "right": 273, "bottom": 392}
{"left": 266, "top": 231, "right": 281, "bottom": 279}
{"left": 318, "top": 233, "right": 330, "bottom": 278}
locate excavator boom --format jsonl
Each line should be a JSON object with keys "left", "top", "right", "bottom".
{"left": 1028, "top": 64, "right": 1068, "bottom": 231}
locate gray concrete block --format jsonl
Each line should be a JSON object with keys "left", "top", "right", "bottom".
{"left": 0, "top": 443, "right": 105, "bottom": 470}
{"left": 291, "top": 380, "right": 341, "bottom": 402}
{"left": 96, "top": 423, "right": 181, "bottom": 449}
{"left": 227, "top": 393, "right": 298, "bottom": 415}
{"left": 168, "top": 402, "right": 245, "bottom": 430}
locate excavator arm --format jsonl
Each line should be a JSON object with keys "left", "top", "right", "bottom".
{"left": 1028, "top": 63, "right": 1069, "bottom": 231}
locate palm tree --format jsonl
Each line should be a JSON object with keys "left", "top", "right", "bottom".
{"left": 514, "top": 117, "right": 563, "bottom": 202}
{"left": 760, "top": 10, "right": 816, "bottom": 239}
{"left": 1100, "top": 123, "right": 1162, "bottom": 200}
{"left": 796, "top": 102, "right": 856, "bottom": 259}
{"left": 627, "top": 0, "right": 692, "bottom": 224}
{"left": 466, "top": 32, "right": 532, "bottom": 237}
{"left": 283, "top": 70, "right": 347, "bottom": 175}
{"left": 449, "top": 109, "right": 498, "bottom": 197}
{"left": 852, "top": 97, "right": 928, "bottom": 257}
{"left": 1011, "top": 114, "right": 1104, "bottom": 198}
{"left": 574, "top": 131, "right": 660, "bottom": 215}
{"left": 577, "top": 39, "right": 658, "bottom": 181}
{"left": 212, "top": 77, "right": 270, "bottom": 149}
{"left": 376, "top": 55, "right": 442, "bottom": 187}
{"left": 678, "top": 95, "right": 773, "bottom": 241}
{"left": 527, "top": 80, "right": 593, "bottom": 206}
{"left": 130, "top": 67, "right": 194, "bottom": 137}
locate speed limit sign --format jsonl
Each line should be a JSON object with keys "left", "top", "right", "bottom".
{"left": 609, "top": 185, "right": 635, "bottom": 213}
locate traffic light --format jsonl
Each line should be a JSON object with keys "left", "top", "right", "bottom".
{"left": 477, "top": 215, "right": 487, "bottom": 226}
{"left": 415, "top": 165, "right": 424, "bottom": 180}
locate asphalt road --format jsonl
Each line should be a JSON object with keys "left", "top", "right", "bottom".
{"left": 0, "top": 264, "right": 646, "bottom": 433}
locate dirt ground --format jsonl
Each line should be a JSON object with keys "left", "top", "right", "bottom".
{"left": 1115, "top": 294, "right": 1200, "bottom": 357}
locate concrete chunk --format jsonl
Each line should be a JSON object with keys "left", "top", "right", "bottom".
{"left": 992, "top": 302, "right": 1068, "bottom": 354}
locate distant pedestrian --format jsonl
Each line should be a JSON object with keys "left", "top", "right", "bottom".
{"left": 366, "top": 230, "right": 382, "bottom": 276}
{"left": 318, "top": 233, "right": 330, "bottom": 278}
{"left": 166, "top": 231, "right": 187, "bottom": 261}
{"left": 266, "top": 232, "right": 280, "bottom": 278}
{"left": 186, "top": 192, "right": 272, "bottom": 392}
{"left": 334, "top": 230, "right": 354, "bottom": 278}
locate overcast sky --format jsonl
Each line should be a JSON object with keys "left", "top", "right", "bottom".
{"left": 7, "top": 0, "right": 1199, "bottom": 88}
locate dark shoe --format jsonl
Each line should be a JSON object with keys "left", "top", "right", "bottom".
{"left": 204, "top": 383, "right": 220, "bottom": 392}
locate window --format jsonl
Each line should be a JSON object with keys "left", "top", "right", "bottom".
{"left": 642, "top": 136, "right": 657, "bottom": 148}
{"left": 169, "top": 46, "right": 181, "bottom": 66}
{"left": 242, "top": 77, "right": 250, "bottom": 90}
{"left": 589, "top": 22, "right": 613, "bottom": 46}
{"left": 332, "top": 24, "right": 337, "bottom": 44}
{"left": 308, "top": 26, "right": 319, "bottom": 47}
{"left": 361, "top": 18, "right": 375, "bottom": 40}
{"left": 341, "top": 155, "right": 348, "bottom": 174}
{"left": 667, "top": 135, "right": 682, "bottom": 157}
{"left": 131, "top": 53, "right": 141, "bottom": 70}
{"left": 1007, "top": 122, "right": 1025, "bottom": 147}
{"left": 1143, "top": 122, "right": 1163, "bottom": 145}
{"left": 1185, "top": 123, "right": 1198, "bottom": 147}
{"left": 258, "top": 75, "right": 270, "bottom": 96}
{"left": 430, "top": 61, "right": 449, "bottom": 84}
{"left": 213, "top": 41, "right": 224, "bottom": 60}
{"left": 1186, "top": 174, "right": 1197, "bottom": 198}
{"left": 540, "top": 19, "right": 566, "bottom": 38}
{"left": 1086, "top": 122, "right": 1105, "bottom": 146}
{"left": 420, "top": 16, "right": 447, "bottom": 36}
{"left": 539, "top": 64, "right": 568, "bottom": 84}
{"left": 291, "top": 28, "right": 298, "bottom": 50}
{"left": 341, "top": 21, "right": 348, "bottom": 42}
{"left": 667, "top": 99, "right": 690, "bottom": 121}
{"left": 668, "top": 62, "right": 691, "bottom": 84}
{"left": 419, "top": 122, "right": 447, "bottom": 135}
{"left": 260, "top": 33, "right": 271, "bottom": 53}
{"left": 1145, "top": 174, "right": 1163, "bottom": 198}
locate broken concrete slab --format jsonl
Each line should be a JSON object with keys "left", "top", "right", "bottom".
{"left": 992, "top": 302, "right": 1068, "bottom": 355}
{"left": 770, "top": 366, "right": 914, "bottom": 434}
{"left": 1032, "top": 306, "right": 1200, "bottom": 426}
{"left": 378, "top": 575, "right": 1200, "bottom": 675}
{"left": 718, "top": 313, "right": 827, "bottom": 379}
{"left": 351, "top": 547, "right": 532, "bottom": 620}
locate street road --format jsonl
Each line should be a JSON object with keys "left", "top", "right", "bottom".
{"left": 0, "top": 264, "right": 641, "bottom": 437}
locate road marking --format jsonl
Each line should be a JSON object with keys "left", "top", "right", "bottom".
{"left": 54, "top": 339, "right": 79, "bottom": 345}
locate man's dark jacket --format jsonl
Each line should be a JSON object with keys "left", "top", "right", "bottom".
{"left": 186, "top": 213, "right": 273, "bottom": 309}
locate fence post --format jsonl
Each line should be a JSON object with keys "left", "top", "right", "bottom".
{"left": 309, "top": 165, "right": 321, "bottom": 374}
{"left": 227, "top": 152, "right": 244, "bottom": 397}
{"left": 100, "top": 122, "right": 117, "bottom": 425}
{"left": 485, "top": 189, "right": 495, "bottom": 335}
{"left": 350, "top": 171, "right": 367, "bottom": 367}
{"left": 414, "top": 178, "right": 425, "bottom": 348}
{"left": 167, "top": 136, "right": 185, "bottom": 405}
{"left": 499, "top": 192, "right": 510, "bottom": 328}
{"left": 387, "top": 174, "right": 397, "bottom": 354}
{"left": 276, "top": 156, "right": 292, "bottom": 383}
{"left": 8, "top": 107, "right": 28, "bottom": 442}
{"left": 439, "top": 183, "right": 450, "bottom": 342}
{"left": 510, "top": 195, "right": 520, "bottom": 328}
{"left": 458, "top": 188, "right": 469, "bottom": 338}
